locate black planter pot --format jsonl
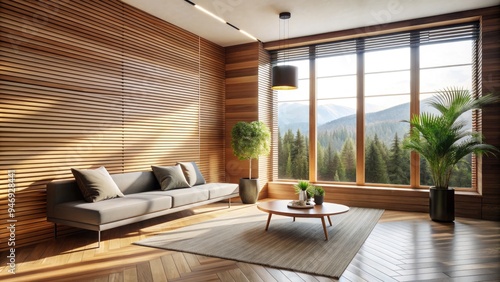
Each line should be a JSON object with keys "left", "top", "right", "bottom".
{"left": 429, "top": 187, "right": 455, "bottom": 222}
{"left": 239, "top": 178, "right": 259, "bottom": 204}
{"left": 314, "top": 195, "right": 324, "bottom": 205}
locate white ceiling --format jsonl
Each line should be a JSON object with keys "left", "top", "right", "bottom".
{"left": 122, "top": 0, "right": 500, "bottom": 47}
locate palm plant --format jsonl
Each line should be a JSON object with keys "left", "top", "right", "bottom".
{"left": 403, "top": 87, "right": 499, "bottom": 189}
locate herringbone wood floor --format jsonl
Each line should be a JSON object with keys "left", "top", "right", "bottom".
{"left": 1, "top": 200, "right": 499, "bottom": 282}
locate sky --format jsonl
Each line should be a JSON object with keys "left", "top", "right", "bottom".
{"left": 277, "top": 40, "right": 473, "bottom": 113}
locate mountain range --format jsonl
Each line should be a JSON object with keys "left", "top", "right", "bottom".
{"left": 279, "top": 100, "right": 472, "bottom": 146}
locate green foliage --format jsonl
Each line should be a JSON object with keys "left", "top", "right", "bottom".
{"left": 293, "top": 180, "right": 315, "bottom": 197}
{"left": 318, "top": 141, "right": 348, "bottom": 182}
{"left": 280, "top": 129, "right": 475, "bottom": 187}
{"left": 402, "top": 87, "right": 499, "bottom": 189}
{"left": 231, "top": 121, "right": 271, "bottom": 161}
{"left": 419, "top": 157, "right": 432, "bottom": 185}
{"left": 293, "top": 180, "right": 311, "bottom": 192}
{"left": 278, "top": 129, "right": 309, "bottom": 179}
{"left": 387, "top": 134, "right": 410, "bottom": 184}
{"left": 341, "top": 139, "right": 356, "bottom": 182}
{"left": 333, "top": 153, "right": 346, "bottom": 180}
{"left": 278, "top": 87, "right": 497, "bottom": 187}
{"left": 365, "top": 135, "right": 389, "bottom": 183}
{"left": 307, "top": 188, "right": 314, "bottom": 198}
{"left": 292, "top": 130, "right": 309, "bottom": 179}
{"left": 312, "top": 186, "right": 325, "bottom": 196}
{"left": 231, "top": 121, "right": 271, "bottom": 179}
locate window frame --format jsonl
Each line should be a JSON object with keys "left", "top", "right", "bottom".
{"left": 272, "top": 21, "right": 480, "bottom": 191}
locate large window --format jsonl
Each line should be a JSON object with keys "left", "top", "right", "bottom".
{"left": 277, "top": 60, "right": 310, "bottom": 180}
{"left": 419, "top": 40, "right": 475, "bottom": 187}
{"left": 364, "top": 47, "right": 411, "bottom": 185}
{"left": 274, "top": 22, "right": 479, "bottom": 189}
{"left": 316, "top": 54, "right": 357, "bottom": 182}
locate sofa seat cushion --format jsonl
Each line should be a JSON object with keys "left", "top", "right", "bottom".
{"left": 53, "top": 191, "right": 172, "bottom": 225}
{"left": 194, "top": 183, "right": 239, "bottom": 199}
{"left": 163, "top": 188, "right": 209, "bottom": 208}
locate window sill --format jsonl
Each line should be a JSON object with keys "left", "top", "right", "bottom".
{"left": 269, "top": 181, "right": 482, "bottom": 196}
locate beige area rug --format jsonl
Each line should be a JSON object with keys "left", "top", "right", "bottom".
{"left": 135, "top": 204, "right": 384, "bottom": 279}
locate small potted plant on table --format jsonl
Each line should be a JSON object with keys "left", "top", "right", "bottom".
{"left": 312, "top": 186, "right": 325, "bottom": 205}
{"left": 293, "top": 180, "right": 311, "bottom": 204}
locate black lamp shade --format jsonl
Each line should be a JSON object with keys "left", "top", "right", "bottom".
{"left": 272, "top": 65, "right": 298, "bottom": 90}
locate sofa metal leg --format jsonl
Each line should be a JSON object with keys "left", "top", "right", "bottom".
{"left": 228, "top": 198, "right": 231, "bottom": 208}
{"left": 97, "top": 231, "right": 101, "bottom": 248}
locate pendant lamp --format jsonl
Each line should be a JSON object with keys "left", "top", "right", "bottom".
{"left": 272, "top": 12, "right": 298, "bottom": 90}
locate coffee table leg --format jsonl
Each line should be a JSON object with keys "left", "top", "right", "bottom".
{"left": 328, "top": 215, "right": 332, "bottom": 226}
{"left": 321, "top": 217, "right": 329, "bottom": 241}
{"left": 265, "top": 213, "right": 272, "bottom": 231}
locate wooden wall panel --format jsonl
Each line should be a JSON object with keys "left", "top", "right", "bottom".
{"left": 0, "top": 0, "right": 226, "bottom": 251}
{"left": 122, "top": 5, "right": 200, "bottom": 172}
{"left": 269, "top": 182, "right": 483, "bottom": 218}
{"left": 0, "top": 0, "right": 124, "bottom": 250}
{"left": 258, "top": 44, "right": 273, "bottom": 198}
{"left": 225, "top": 43, "right": 259, "bottom": 184}
{"left": 268, "top": 183, "right": 429, "bottom": 212}
{"left": 224, "top": 42, "right": 273, "bottom": 199}
{"left": 200, "top": 38, "right": 226, "bottom": 182}
{"left": 479, "top": 6, "right": 500, "bottom": 220}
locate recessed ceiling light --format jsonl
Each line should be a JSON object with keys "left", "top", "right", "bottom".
{"left": 184, "top": 0, "right": 259, "bottom": 42}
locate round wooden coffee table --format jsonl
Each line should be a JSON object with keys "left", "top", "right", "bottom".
{"left": 257, "top": 200, "right": 349, "bottom": 240}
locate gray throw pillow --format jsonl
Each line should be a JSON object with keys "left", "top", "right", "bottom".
{"left": 71, "top": 166, "right": 125, "bottom": 202}
{"left": 151, "top": 165, "right": 191, "bottom": 190}
{"left": 177, "top": 162, "right": 206, "bottom": 186}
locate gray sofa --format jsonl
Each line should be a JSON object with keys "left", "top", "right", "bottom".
{"left": 46, "top": 170, "right": 239, "bottom": 247}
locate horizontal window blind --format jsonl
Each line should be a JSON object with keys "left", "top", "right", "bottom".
{"left": 271, "top": 22, "right": 479, "bottom": 62}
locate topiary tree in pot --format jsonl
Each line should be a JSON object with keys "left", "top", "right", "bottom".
{"left": 402, "top": 87, "right": 499, "bottom": 222}
{"left": 231, "top": 121, "right": 271, "bottom": 204}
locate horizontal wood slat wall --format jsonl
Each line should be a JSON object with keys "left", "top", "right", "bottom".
{"left": 200, "top": 38, "right": 226, "bottom": 182}
{"left": 258, "top": 44, "right": 273, "bottom": 197}
{"left": 269, "top": 183, "right": 429, "bottom": 212}
{"left": 0, "top": 0, "right": 225, "bottom": 250}
{"left": 479, "top": 6, "right": 500, "bottom": 220}
{"left": 225, "top": 43, "right": 260, "bottom": 185}
{"left": 122, "top": 4, "right": 200, "bottom": 172}
{"left": 224, "top": 42, "right": 272, "bottom": 198}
